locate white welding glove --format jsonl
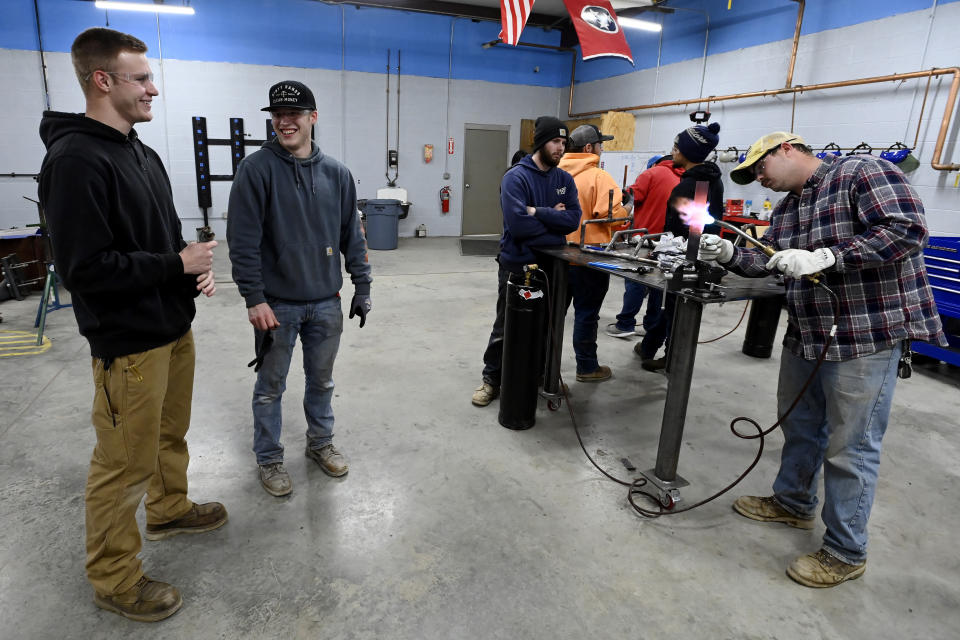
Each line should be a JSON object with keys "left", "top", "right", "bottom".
{"left": 698, "top": 234, "right": 734, "bottom": 263}
{"left": 765, "top": 248, "right": 836, "bottom": 278}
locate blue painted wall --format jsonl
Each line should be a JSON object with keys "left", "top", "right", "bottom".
{"left": 3, "top": 0, "right": 956, "bottom": 88}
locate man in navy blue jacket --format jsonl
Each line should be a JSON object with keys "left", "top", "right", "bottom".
{"left": 472, "top": 116, "right": 581, "bottom": 407}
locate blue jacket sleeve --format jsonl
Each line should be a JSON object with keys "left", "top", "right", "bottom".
{"left": 532, "top": 172, "right": 581, "bottom": 234}
{"left": 501, "top": 171, "right": 550, "bottom": 240}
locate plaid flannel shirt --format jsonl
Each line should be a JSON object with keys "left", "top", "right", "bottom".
{"left": 727, "top": 155, "right": 946, "bottom": 361}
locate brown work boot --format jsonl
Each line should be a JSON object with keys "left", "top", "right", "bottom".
{"left": 94, "top": 576, "right": 182, "bottom": 622}
{"left": 732, "top": 495, "right": 815, "bottom": 529}
{"left": 787, "top": 548, "right": 866, "bottom": 588}
{"left": 576, "top": 365, "right": 612, "bottom": 382}
{"left": 145, "top": 502, "right": 228, "bottom": 541}
{"left": 306, "top": 443, "right": 349, "bottom": 477}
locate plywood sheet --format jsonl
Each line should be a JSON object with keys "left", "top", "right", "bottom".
{"left": 600, "top": 111, "right": 635, "bottom": 151}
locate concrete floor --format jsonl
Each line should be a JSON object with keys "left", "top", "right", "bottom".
{"left": 1, "top": 237, "right": 959, "bottom": 639}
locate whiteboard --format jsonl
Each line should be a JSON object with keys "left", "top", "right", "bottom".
{"left": 598, "top": 152, "right": 661, "bottom": 190}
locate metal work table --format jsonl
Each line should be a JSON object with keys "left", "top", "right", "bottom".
{"left": 536, "top": 244, "right": 786, "bottom": 505}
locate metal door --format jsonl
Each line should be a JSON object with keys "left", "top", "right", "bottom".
{"left": 461, "top": 127, "right": 509, "bottom": 236}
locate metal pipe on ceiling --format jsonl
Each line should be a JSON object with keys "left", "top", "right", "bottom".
{"left": 568, "top": 67, "right": 960, "bottom": 171}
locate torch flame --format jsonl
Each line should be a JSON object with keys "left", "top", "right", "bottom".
{"left": 675, "top": 197, "right": 715, "bottom": 233}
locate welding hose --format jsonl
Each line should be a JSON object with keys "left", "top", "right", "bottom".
{"left": 559, "top": 264, "right": 841, "bottom": 518}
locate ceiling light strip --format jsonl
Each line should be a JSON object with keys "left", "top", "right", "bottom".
{"left": 94, "top": 1, "right": 195, "bottom": 15}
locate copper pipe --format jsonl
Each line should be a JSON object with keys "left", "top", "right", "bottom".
{"left": 931, "top": 70, "right": 960, "bottom": 170}
{"left": 914, "top": 73, "right": 933, "bottom": 149}
{"left": 568, "top": 67, "right": 960, "bottom": 171}
{"left": 785, "top": 0, "right": 805, "bottom": 89}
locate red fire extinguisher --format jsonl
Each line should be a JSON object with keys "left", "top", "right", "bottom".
{"left": 439, "top": 186, "right": 451, "bottom": 213}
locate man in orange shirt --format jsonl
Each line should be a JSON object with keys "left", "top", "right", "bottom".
{"left": 558, "top": 124, "right": 632, "bottom": 381}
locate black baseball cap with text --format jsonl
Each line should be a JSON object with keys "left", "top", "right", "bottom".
{"left": 261, "top": 80, "right": 316, "bottom": 112}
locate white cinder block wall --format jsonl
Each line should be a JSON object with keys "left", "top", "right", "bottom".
{"left": 567, "top": 2, "right": 960, "bottom": 236}
{"left": 0, "top": 48, "right": 561, "bottom": 237}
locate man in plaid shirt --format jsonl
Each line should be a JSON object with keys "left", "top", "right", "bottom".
{"left": 699, "top": 131, "right": 946, "bottom": 588}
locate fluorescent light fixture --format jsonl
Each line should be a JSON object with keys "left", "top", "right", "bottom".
{"left": 618, "top": 17, "right": 662, "bottom": 32}
{"left": 94, "top": 1, "right": 195, "bottom": 15}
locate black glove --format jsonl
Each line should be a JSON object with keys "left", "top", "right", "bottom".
{"left": 349, "top": 294, "right": 372, "bottom": 328}
{"left": 248, "top": 330, "right": 274, "bottom": 373}
{"left": 621, "top": 189, "right": 633, "bottom": 207}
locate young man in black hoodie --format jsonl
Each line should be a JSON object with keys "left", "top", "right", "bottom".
{"left": 635, "top": 122, "right": 722, "bottom": 370}
{"left": 38, "top": 28, "right": 225, "bottom": 622}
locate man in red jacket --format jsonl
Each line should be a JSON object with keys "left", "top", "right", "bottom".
{"left": 605, "top": 155, "right": 684, "bottom": 338}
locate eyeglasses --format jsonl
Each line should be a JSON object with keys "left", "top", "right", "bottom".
{"left": 752, "top": 138, "right": 798, "bottom": 177}
{"left": 752, "top": 148, "right": 777, "bottom": 177}
{"left": 101, "top": 71, "right": 155, "bottom": 86}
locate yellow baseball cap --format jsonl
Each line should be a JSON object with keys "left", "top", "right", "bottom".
{"left": 730, "top": 131, "right": 807, "bottom": 185}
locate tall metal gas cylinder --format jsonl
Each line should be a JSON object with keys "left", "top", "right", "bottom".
{"left": 742, "top": 294, "right": 785, "bottom": 358}
{"left": 498, "top": 270, "right": 547, "bottom": 430}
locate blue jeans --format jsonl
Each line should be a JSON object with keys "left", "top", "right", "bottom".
{"left": 614, "top": 280, "right": 662, "bottom": 333}
{"left": 252, "top": 297, "right": 343, "bottom": 465}
{"left": 566, "top": 265, "right": 610, "bottom": 374}
{"left": 773, "top": 344, "right": 901, "bottom": 564}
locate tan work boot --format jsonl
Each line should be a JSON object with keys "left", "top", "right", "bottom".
{"left": 732, "top": 495, "right": 815, "bottom": 529}
{"left": 472, "top": 382, "right": 499, "bottom": 406}
{"left": 94, "top": 576, "right": 182, "bottom": 622}
{"left": 258, "top": 462, "right": 293, "bottom": 497}
{"left": 145, "top": 502, "right": 228, "bottom": 540}
{"left": 306, "top": 444, "right": 349, "bottom": 477}
{"left": 576, "top": 365, "right": 612, "bottom": 382}
{"left": 787, "top": 548, "right": 866, "bottom": 588}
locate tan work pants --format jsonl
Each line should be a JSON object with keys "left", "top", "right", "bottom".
{"left": 85, "top": 330, "right": 195, "bottom": 596}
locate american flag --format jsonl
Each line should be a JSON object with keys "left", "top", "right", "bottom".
{"left": 499, "top": 0, "right": 536, "bottom": 46}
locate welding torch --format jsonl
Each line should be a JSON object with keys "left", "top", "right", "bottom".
{"left": 713, "top": 219, "right": 822, "bottom": 285}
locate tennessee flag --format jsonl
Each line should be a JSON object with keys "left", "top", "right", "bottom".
{"left": 499, "top": 0, "right": 536, "bottom": 46}
{"left": 563, "top": 0, "right": 634, "bottom": 64}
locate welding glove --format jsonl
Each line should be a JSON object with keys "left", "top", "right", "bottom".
{"left": 698, "top": 234, "right": 734, "bottom": 264}
{"left": 349, "top": 293, "right": 372, "bottom": 328}
{"left": 248, "top": 330, "right": 274, "bottom": 373}
{"left": 766, "top": 248, "right": 835, "bottom": 278}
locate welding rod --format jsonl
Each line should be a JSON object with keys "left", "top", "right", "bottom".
{"left": 713, "top": 219, "right": 821, "bottom": 284}
{"left": 714, "top": 219, "right": 774, "bottom": 256}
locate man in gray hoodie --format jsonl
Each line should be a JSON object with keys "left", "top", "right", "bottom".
{"left": 228, "top": 80, "right": 372, "bottom": 497}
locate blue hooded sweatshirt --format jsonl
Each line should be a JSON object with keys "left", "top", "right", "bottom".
{"left": 499, "top": 154, "right": 581, "bottom": 268}
{"left": 227, "top": 139, "right": 371, "bottom": 307}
